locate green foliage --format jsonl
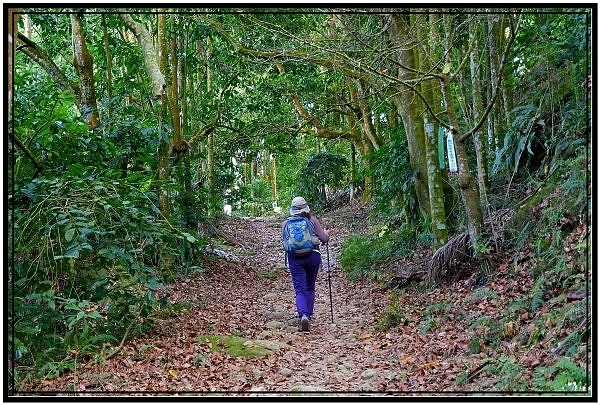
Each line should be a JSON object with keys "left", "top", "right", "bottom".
{"left": 339, "top": 235, "right": 381, "bottom": 281}
{"left": 470, "top": 288, "right": 499, "bottom": 301}
{"left": 504, "top": 150, "right": 588, "bottom": 324}
{"left": 491, "top": 104, "right": 543, "bottom": 176}
{"left": 483, "top": 356, "right": 528, "bottom": 391}
{"left": 155, "top": 301, "right": 193, "bottom": 319}
{"left": 339, "top": 220, "right": 424, "bottom": 282}
{"left": 339, "top": 233, "right": 393, "bottom": 282}
{"left": 467, "top": 313, "right": 505, "bottom": 350}
{"left": 505, "top": 298, "right": 529, "bottom": 318}
{"left": 238, "top": 178, "right": 274, "bottom": 217}
{"left": 419, "top": 301, "right": 452, "bottom": 334}
{"left": 533, "top": 359, "right": 588, "bottom": 392}
{"left": 494, "top": 12, "right": 588, "bottom": 180}
{"left": 368, "top": 129, "right": 417, "bottom": 221}
{"left": 9, "top": 174, "right": 205, "bottom": 381}
{"left": 530, "top": 277, "right": 547, "bottom": 313}
{"left": 295, "top": 151, "right": 349, "bottom": 209}
{"left": 257, "top": 270, "right": 278, "bottom": 280}
{"left": 468, "top": 338, "right": 483, "bottom": 354}
{"left": 467, "top": 314, "right": 490, "bottom": 333}
{"left": 376, "top": 292, "right": 407, "bottom": 330}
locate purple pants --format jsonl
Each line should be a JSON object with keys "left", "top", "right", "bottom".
{"left": 287, "top": 250, "right": 322, "bottom": 319}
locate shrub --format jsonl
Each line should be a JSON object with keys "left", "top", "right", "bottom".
{"left": 9, "top": 175, "right": 203, "bottom": 383}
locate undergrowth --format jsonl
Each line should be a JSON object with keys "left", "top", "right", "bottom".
{"left": 340, "top": 149, "right": 590, "bottom": 392}
{"left": 9, "top": 175, "right": 206, "bottom": 389}
{"left": 339, "top": 222, "right": 428, "bottom": 282}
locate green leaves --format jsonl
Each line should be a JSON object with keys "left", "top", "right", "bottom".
{"left": 10, "top": 174, "right": 206, "bottom": 382}
{"left": 53, "top": 207, "right": 96, "bottom": 260}
{"left": 296, "top": 151, "right": 349, "bottom": 208}
{"left": 64, "top": 227, "right": 76, "bottom": 243}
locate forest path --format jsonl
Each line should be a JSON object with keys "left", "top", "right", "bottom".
{"left": 32, "top": 205, "right": 413, "bottom": 395}
{"left": 215, "top": 206, "right": 395, "bottom": 393}
{"left": 30, "top": 204, "right": 491, "bottom": 396}
{"left": 24, "top": 204, "right": 589, "bottom": 396}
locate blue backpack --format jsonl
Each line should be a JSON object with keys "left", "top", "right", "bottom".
{"left": 283, "top": 216, "right": 315, "bottom": 256}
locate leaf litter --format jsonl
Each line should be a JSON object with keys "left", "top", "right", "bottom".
{"left": 24, "top": 205, "right": 590, "bottom": 396}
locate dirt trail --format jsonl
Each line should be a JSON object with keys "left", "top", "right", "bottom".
{"left": 19, "top": 203, "right": 590, "bottom": 397}
{"left": 221, "top": 209, "right": 393, "bottom": 393}
{"left": 27, "top": 207, "right": 413, "bottom": 395}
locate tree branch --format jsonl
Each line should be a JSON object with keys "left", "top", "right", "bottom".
{"left": 460, "top": 13, "right": 520, "bottom": 142}
{"left": 118, "top": 12, "right": 166, "bottom": 99}
{"left": 9, "top": 131, "right": 44, "bottom": 177}
{"left": 16, "top": 32, "right": 79, "bottom": 98}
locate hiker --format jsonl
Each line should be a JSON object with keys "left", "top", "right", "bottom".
{"left": 281, "top": 196, "right": 331, "bottom": 332}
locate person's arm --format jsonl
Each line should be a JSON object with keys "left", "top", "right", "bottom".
{"left": 310, "top": 216, "right": 330, "bottom": 244}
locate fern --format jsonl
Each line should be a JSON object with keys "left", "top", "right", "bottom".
{"left": 484, "top": 355, "right": 527, "bottom": 391}
{"left": 530, "top": 277, "right": 546, "bottom": 313}
{"left": 471, "top": 288, "right": 499, "bottom": 301}
{"left": 562, "top": 299, "right": 588, "bottom": 329}
{"left": 533, "top": 358, "right": 589, "bottom": 391}
{"left": 468, "top": 315, "right": 490, "bottom": 332}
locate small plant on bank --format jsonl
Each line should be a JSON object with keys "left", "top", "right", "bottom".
{"left": 376, "top": 291, "right": 408, "bottom": 329}
{"left": 533, "top": 358, "right": 588, "bottom": 392}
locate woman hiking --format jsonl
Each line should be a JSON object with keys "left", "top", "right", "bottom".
{"left": 281, "top": 196, "right": 331, "bottom": 332}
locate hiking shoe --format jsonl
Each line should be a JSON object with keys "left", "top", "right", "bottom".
{"left": 300, "top": 315, "right": 310, "bottom": 332}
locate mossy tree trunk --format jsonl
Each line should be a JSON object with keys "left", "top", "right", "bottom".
{"left": 388, "top": 14, "right": 430, "bottom": 218}
{"left": 418, "top": 13, "right": 448, "bottom": 248}
{"left": 206, "top": 36, "right": 218, "bottom": 218}
{"left": 469, "top": 19, "right": 490, "bottom": 207}
{"left": 157, "top": 12, "right": 173, "bottom": 271}
{"left": 440, "top": 14, "right": 484, "bottom": 247}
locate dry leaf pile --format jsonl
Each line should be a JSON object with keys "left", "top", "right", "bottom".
{"left": 22, "top": 206, "right": 589, "bottom": 397}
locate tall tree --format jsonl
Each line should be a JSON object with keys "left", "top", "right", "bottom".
{"left": 16, "top": 12, "right": 99, "bottom": 131}
{"left": 469, "top": 17, "right": 490, "bottom": 207}
{"left": 70, "top": 12, "right": 100, "bottom": 130}
{"left": 419, "top": 13, "right": 449, "bottom": 248}
{"left": 439, "top": 13, "right": 484, "bottom": 246}
{"left": 119, "top": 12, "right": 166, "bottom": 99}
{"left": 386, "top": 14, "right": 431, "bottom": 218}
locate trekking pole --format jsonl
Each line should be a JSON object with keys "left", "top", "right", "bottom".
{"left": 326, "top": 243, "right": 334, "bottom": 323}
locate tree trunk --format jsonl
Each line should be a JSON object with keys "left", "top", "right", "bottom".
{"left": 271, "top": 154, "right": 278, "bottom": 203}
{"left": 179, "top": 24, "right": 194, "bottom": 229}
{"left": 70, "top": 13, "right": 100, "bottom": 130}
{"left": 487, "top": 14, "right": 503, "bottom": 152}
{"left": 469, "top": 19, "right": 489, "bottom": 206}
{"left": 206, "top": 36, "right": 217, "bottom": 217}
{"left": 428, "top": 13, "right": 458, "bottom": 234}
{"left": 17, "top": 32, "right": 80, "bottom": 101}
{"left": 8, "top": 9, "right": 18, "bottom": 120}
{"left": 350, "top": 140, "right": 356, "bottom": 200}
{"left": 419, "top": 14, "right": 448, "bottom": 247}
{"left": 119, "top": 12, "right": 166, "bottom": 99}
{"left": 101, "top": 15, "right": 113, "bottom": 128}
{"left": 157, "top": 12, "right": 171, "bottom": 218}
{"left": 388, "top": 14, "right": 430, "bottom": 218}
{"left": 441, "top": 15, "right": 484, "bottom": 247}
{"left": 170, "top": 15, "right": 182, "bottom": 151}
{"left": 356, "top": 79, "right": 383, "bottom": 151}
{"left": 156, "top": 12, "right": 173, "bottom": 272}
{"left": 345, "top": 106, "right": 373, "bottom": 202}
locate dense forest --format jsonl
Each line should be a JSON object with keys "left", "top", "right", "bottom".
{"left": 7, "top": 7, "right": 593, "bottom": 397}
